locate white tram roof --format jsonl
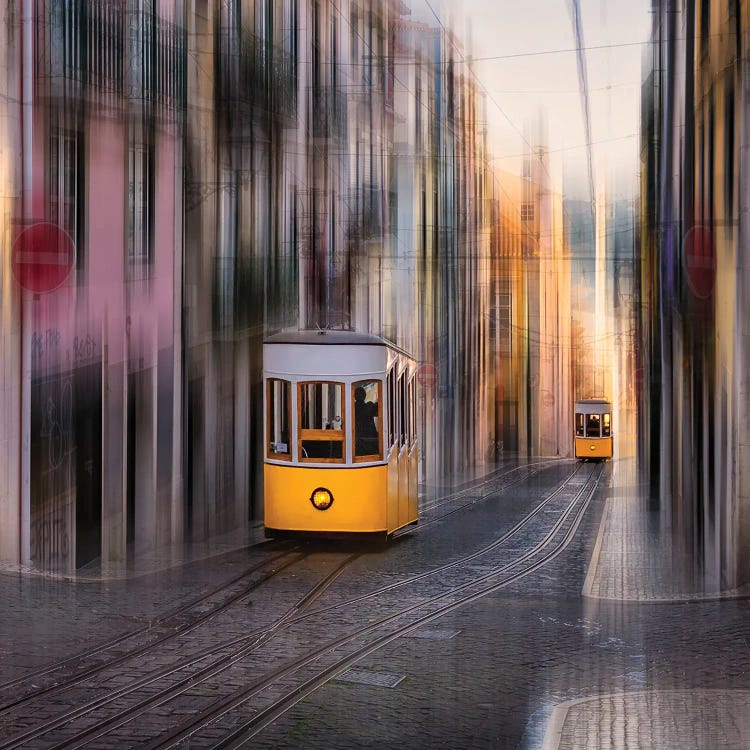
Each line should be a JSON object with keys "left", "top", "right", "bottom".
{"left": 264, "top": 330, "right": 414, "bottom": 378}
{"left": 575, "top": 398, "right": 612, "bottom": 414}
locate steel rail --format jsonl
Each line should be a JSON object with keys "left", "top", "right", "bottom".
{"left": 0, "top": 553, "right": 359, "bottom": 750}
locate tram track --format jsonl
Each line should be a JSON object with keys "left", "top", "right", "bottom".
{"left": 0, "top": 539, "right": 294, "bottom": 703}
{"left": 0, "top": 458, "right": 562, "bottom": 715}
{"left": 0, "top": 546, "right": 306, "bottom": 720}
{"left": 418, "top": 457, "right": 574, "bottom": 514}
{"left": 0, "top": 459, "right": 566, "bottom": 716}
{"left": 300, "top": 461, "right": 586, "bottom": 620}
{"left": 2, "top": 463, "right": 599, "bottom": 750}
{"left": 0, "top": 552, "right": 360, "bottom": 750}
{"left": 149, "top": 462, "right": 605, "bottom": 750}
{"left": 0, "top": 461, "right": 596, "bottom": 749}
{"left": 397, "top": 457, "right": 576, "bottom": 536}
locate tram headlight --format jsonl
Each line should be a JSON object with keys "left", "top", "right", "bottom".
{"left": 310, "top": 487, "right": 334, "bottom": 511}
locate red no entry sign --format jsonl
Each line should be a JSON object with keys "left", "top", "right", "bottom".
{"left": 12, "top": 222, "right": 75, "bottom": 293}
{"left": 683, "top": 224, "right": 715, "bottom": 300}
{"left": 416, "top": 363, "right": 437, "bottom": 388}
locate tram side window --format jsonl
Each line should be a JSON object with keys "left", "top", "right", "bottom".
{"left": 585, "top": 414, "right": 601, "bottom": 438}
{"left": 353, "top": 380, "right": 381, "bottom": 460}
{"left": 602, "top": 413, "right": 611, "bottom": 437}
{"left": 575, "top": 413, "right": 584, "bottom": 437}
{"left": 267, "top": 379, "right": 291, "bottom": 459}
{"left": 399, "top": 373, "right": 407, "bottom": 448}
{"left": 387, "top": 368, "right": 396, "bottom": 449}
{"left": 409, "top": 378, "right": 416, "bottom": 444}
{"left": 298, "top": 382, "right": 345, "bottom": 461}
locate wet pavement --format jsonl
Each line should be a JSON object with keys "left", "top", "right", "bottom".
{"left": 2, "top": 457, "right": 750, "bottom": 748}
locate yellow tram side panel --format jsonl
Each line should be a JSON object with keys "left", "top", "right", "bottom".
{"left": 264, "top": 463, "right": 389, "bottom": 533}
{"left": 397, "top": 446, "right": 410, "bottom": 528}
{"left": 575, "top": 436, "right": 613, "bottom": 459}
{"left": 408, "top": 443, "right": 419, "bottom": 524}
{"left": 386, "top": 448, "right": 400, "bottom": 532}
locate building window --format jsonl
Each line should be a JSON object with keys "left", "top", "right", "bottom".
{"left": 350, "top": 4, "right": 358, "bottom": 62}
{"left": 127, "top": 138, "right": 154, "bottom": 271}
{"left": 331, "top": 13, "right": 338, "bottom": 88}
{"left": 725, "top": 76, "right": 735, "bottom": 220}
{"left": 700, "top": 1, "right": 709, "bottom": 49}
{"left": 49, "top": 129, "right": 83, "bottom": 271}
{"left": 287, "top": 0, "right": 298, "bottom": 77}
{"left": 521, "top": 203, "right": 534, "bottom": 222}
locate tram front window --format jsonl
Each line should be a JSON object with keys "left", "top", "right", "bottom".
{"left": 575, "top": 413, "right": 584, "bottom": 437}
{"left": 299, "top": 382, "right": 345, "bottom": 461}
{"left": 586, "top": 414, "right": 601, "bottom": 438}
{"left": 353, "top": 380, "right": 381, "bottom": 460}
{"left": 602, "top": 413, "right": 611, "bottom": 437}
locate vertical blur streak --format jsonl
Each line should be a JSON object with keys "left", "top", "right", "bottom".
{"left": 566, "top": 0, "right": 596, "bottom": 218}
{"left": 640, "top": 0, "right": 750, "bottom": 590}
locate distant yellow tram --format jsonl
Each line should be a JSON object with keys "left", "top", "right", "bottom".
{"left": 574, "top": 398, "right": 613, "bottom": 461}
{"left": 263, "top": 330, "right": 419, "bottom": 538}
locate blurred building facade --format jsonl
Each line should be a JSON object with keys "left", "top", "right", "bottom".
{"left": 494, "top": 145, "right": 575, "bottom": 460}
{"left": 1, "top": 0, "right": 185, "bottom": 571}
{"left": 640, "top": 0, "right": 750, "bottom": 588}
{"left": 0, "top": 0, "right": 507, "bottom": 572}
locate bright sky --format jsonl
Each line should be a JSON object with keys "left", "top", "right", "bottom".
{"left": 408, "top": 0, "right": 652, "bottom": 198}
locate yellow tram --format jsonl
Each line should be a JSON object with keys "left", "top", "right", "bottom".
{"left": 574, "top": 398, "right": 613, "bottom": 461}
{"left": 263, "top": 330, "right": 419, "bottom": 538}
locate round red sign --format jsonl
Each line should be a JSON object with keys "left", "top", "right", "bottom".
{"left": 416, "top": 363, "right": 437, "bottom": 388}
{"left": 12, "top": 222, "right": 75, "bottom": 293}
{"left": 683, "top": 224, "right": 715, "bottom": 300}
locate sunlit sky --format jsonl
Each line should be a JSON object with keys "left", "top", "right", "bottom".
{"left": 408, "top": 0, "right": 652, "bottom": 199}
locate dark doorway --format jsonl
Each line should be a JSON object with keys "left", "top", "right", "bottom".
{"left": 126, "top": 371, "right": 136, "bottom": 556}
{"left": 502, "top": 399, "right": 519, "bottom": 453}
{"left": 74, "top": 362, "right": 102, "bottom": 569}
{"left": 186, "top": 377, "right": 205, "bottom": 540}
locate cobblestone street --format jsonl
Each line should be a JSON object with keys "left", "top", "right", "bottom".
{"left": 2, "top": 458, "right": 750, "bottom": 749}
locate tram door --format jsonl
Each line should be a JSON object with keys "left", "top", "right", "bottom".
{"left": 407, "top": 378, "right": 418, "bottom": 522}
{"left": 386, "top": 369, "right": 399, "bottom": 531}
{"left": 397, "top": 373, "right": 409, "bottom": 527}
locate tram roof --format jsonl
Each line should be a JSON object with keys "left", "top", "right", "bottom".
{"left": 264, "top": 329, "right": 413, "bottom": 357}
{"left": 575, "top": 398, "right": 611, "bottom": 405}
